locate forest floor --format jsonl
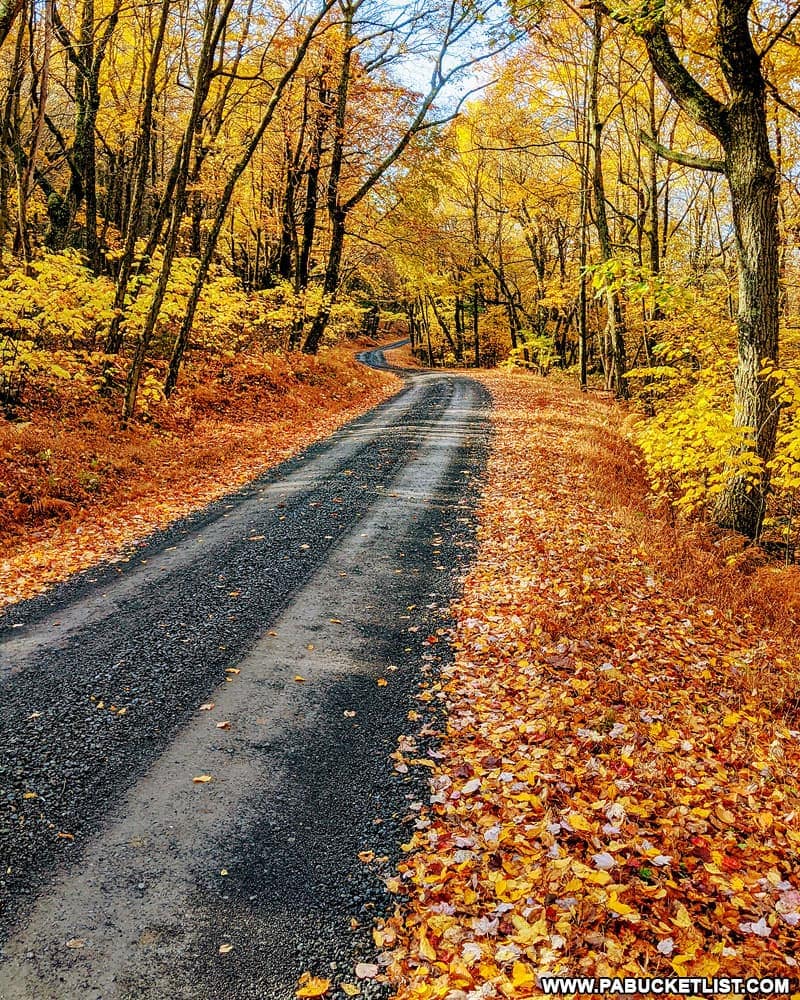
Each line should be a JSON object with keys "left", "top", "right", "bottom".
{"left": 383, "top": 372, "right": 800, "bottom": 998}
{"left": 0, "top": 344, "right": 398, "bottom": 607}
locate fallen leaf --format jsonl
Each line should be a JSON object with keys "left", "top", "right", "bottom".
{"left": 295, "top": 972, "right": 330, "bottom": 997}
{"left": 419, "top": 931, "right": 436, "bottom": 962}
{"left": 377, "top": 678, "right": 388, "bottom": 687}
{"left": 219, "top": 943, "right": 234, "bottom": 955}
{"left": 355, "top": 963, "right": 379, "bottom": 980}
{"left": 739, "top": 917, "right": 772, "bottom": 938}
{"left": 216, "top": 721, "right": 231, "bottom": 730}
{"left": 511, "top": 961, "right": 537, "bottom": 988}
{"left": 607, "top": 894, "right": 637, "bottom": 917}
{"left": 193, "top": 775, "right": 213, "bottom": 784}
{"left": 673, "top": 903, "right": 692, "bottom": 929}
{"left": 566, "top": 811, "right": 592, "bottom": 832}
{"left": 199, "top": 703, "right": 215, "bottom": 711}
{"left": 66, "top": 938, "right": 85, "bottom": 949}
{"left": 657, "top": 937, "right": 675, "bottom": 956}
{"left": 358, "top": 850, "right": 376, "bottom": 863}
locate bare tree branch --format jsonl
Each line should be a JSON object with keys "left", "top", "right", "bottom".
{"left": 758, "top": 2, "right": 800, "bottom": 58}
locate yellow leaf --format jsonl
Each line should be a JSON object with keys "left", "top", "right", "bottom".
{"left": 193, "top": 775, "right": 213, "bottom": 784}
{"left": 566, "top": 812, "right": 592, "bottom": 832}
{"left": 341, "top": 986, "right": 360, "bottom": 998}
{"left": 673, "top": 903, "right": 692, "bottom": 929}
{"left": 419, "top": 931, "right": 437, "bottom": 962}
{"left": 373, "top": 926, "right": 395, "bottom": 948}
{"left": 295, "top": 973, "right": 331, "bottom": 998}
{"left": 608, "top": 894, "right": 637, "bottom": 917}
{"left": 722, "top": 712, "right": 740, "bottom": 727}
{"left": 358, "top": 850, "right": 375, "bottom": 864}
{"left": 219, "top": 943, "right": 234, "bottom": 955}
{"left": 512, "top": 961, "right": 537, "bottom": 988}
{"left": 510, "top": 914, "right": 548, "bottom": 944}
{"left": 377, "top": 678, "right": 388, "bottom": 687}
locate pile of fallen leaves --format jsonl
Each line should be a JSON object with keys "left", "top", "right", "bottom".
{"left": 0, "top": 347, "right": 398, "bottom": 606}
{"left": 383, "top": 374, "right": 800, "bottom": 998}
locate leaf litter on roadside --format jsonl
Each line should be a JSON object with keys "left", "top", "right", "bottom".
{"left": 383, "top": 374, "right": 800, "bottom": 998}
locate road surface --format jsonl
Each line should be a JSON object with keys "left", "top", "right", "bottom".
{"left": 0, "top": 344, "right": 489, "bottom": 999}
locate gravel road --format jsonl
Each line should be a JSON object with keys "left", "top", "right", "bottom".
{"left": 0, "top": 344, "right": 489, "bottom": 999}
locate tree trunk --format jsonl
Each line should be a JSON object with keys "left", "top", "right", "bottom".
{"left": 105, "top": 0, "right": 170, "bottom": 354}
{"left": 589, "top": 6, "right": 628, "bottom": 399}
{"left": 163, "top": 0, "right": 335, "bottom": 395}
{"left": 713, "top": 112, "right": 779, "bottom": 536}
{"left": 301, "top": 3, "right": 354, "bottom": 356}
{"left": 632, "top": 1, "right": 781, "bottom": 536}
{"left": 472, "top": 281, "right": 480, "bottom": 367}
{"left": 123, "top": 0, "right": 234, "bottom": 420}
{"left": 301, "top": 208, "right": 346, "bottom": 355}
{"left": 0, "top": 0, "right": 25, "bottom": 50}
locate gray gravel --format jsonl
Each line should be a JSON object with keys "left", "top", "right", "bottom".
{"left": 0, "top": 345, "right": 489, "bottom": 999}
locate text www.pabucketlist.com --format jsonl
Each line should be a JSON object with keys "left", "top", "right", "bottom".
{"left": 539, "top": 977, "right": 793, "bottom": 996}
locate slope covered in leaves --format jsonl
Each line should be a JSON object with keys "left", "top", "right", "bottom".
{"left": 384, "top": 373, "right": 800, "bottom": 998}
{"left": 1, "top": 348, "right": 398, "bottom": 607}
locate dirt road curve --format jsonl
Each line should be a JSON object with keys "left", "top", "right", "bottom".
{"left": 0, "top": 344, "right": 489, "bottom": 999}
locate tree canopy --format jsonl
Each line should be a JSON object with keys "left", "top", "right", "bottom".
{"left": 1, "top": 0, "right": 800, "bottom": 538}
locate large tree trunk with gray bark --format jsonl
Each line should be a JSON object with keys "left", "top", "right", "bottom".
{"left": 632, "top": 0, "right": 780, "bottom": 537}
